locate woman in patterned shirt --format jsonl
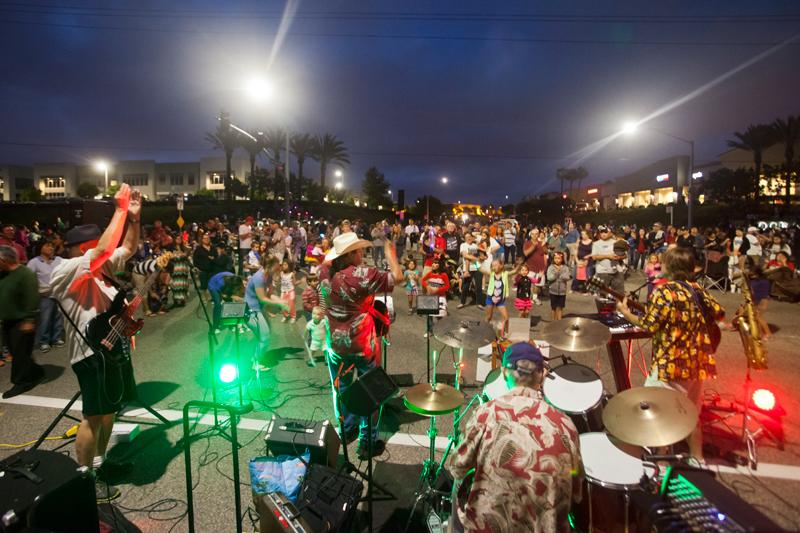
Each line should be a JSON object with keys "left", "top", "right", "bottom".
{"left": 617, "top": 246, "right": 724, "bottom": 460}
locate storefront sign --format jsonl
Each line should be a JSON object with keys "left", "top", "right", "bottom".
{"left": 656, "top": 173, "right": 669, "bottom": 183}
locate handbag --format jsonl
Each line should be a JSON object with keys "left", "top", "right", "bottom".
{"left": 680, "top": 282, "right": 721, "bottom": 352}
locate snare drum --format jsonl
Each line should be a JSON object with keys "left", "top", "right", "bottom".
{"left": 543, "top": 363, "right": 605, "bottom": 433}
{"left": 576, "top": 432, "right": 655, "bottom": 532}
{"left": 481, "top": 368, "right": 509, "bottom": 401}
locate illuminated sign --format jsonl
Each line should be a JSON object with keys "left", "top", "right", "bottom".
{"left": 587, "top": 188, "right": 599, "bottom": 195}
{"left": 692, "top": 171, "right": 703, "bottom": 179}
{"left": 656, "top": 173, "right": 669, "bottom": 183}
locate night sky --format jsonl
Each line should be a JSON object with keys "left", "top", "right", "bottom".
{"left": 1, "top": 1, "right": 799, "bottom": 204}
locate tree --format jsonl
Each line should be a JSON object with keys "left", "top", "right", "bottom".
{"left": 411, "top": 195, "right": 444, "bottom": 220}
{"left": 291, "top": 133, "right": 314, "bottom": 200}
{"left": 196, "top": 188, "right": 215, "bottom": 198}
{"left": 77, "top": 182, "right": 100, "bottom": 199}
{"left": 20, "top": 187, "right": 42, "bottom": 202}
{"left": 556, "top": 167, "right": 588, "bottom": 199}
{"left": 229, "top": 179, "right": 249, "bottom": 199}
{"left": 240, "top": 130, "right": 266, "bottom": 198}
{"left": 263, "top": 128, "right": 287, "bottom": 204}
{"left": 702, "top": 167, "right": 759, "bottom": 206}
{"left": 727, "top": 124, "right": 776, "bottom": 204}
{"left": 772, "top": 115, "right": 799, "bottom": 208}
{"left": 310, "top": 133, "right": 350, "bottom": 188}
{"left": 205, "top": 110, "right": 240, "bottom": 201}
{"left": 362, "top": 166, "right": 391, "bottom": 208}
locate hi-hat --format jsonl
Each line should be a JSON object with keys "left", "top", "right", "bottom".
{"left": 404, "top": 383, "right": 463, "bottom": 416}
{"left": 433, "top": 317, "right": 496, "bottom": 349}
{"left": 539, "top": 317, "right": 610, "bottom": 352}
{"left": 603, "top": 387, "right": 700, "bottom": 447}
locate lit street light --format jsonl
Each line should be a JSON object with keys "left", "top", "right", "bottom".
{"left": 335, "top": 169, "right": 343, "bottom": 178}
{"left": 622, "top": 122, "right": 695, "bottom": 227}
{"left": 335, "top": 182, "right": 343, "bottom": 190}
{"left": 95, "top": 160, "right": 109, "bottom": 192}
{"left": 441, "top": 176, "right": 448, "bottom": 184}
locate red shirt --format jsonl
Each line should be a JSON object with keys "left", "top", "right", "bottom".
{"left": 326, "top": 264, "right": 394, "bottom": 363}
{"left": 301, "top": 285, "right": 320, "bottom": 312}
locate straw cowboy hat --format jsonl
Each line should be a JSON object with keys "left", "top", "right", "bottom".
{"left": 325, "top": 232, "right": 372, "bottom": 262}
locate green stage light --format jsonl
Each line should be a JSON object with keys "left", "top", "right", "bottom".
{"left": 219, "top": 363, "right": 238, "bottom": 384}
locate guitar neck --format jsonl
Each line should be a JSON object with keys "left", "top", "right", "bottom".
{"left": 590, "top": 278, "right": 646, "bottom": 314}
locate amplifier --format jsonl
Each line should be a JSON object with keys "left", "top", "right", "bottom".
{"left": 0, "top": 450, "right": 98, "bottom": 533}
{"left": 255, "top": 491, "right": 313, "bottom": 533}
{"left": 297, "top": 464, "right": 363, "bottom": 533}
{"left": 220, "top": 301, "right": 247, "bottom": 327}
{"left": 264, "top": 416, "right": 340, "bottom": 468}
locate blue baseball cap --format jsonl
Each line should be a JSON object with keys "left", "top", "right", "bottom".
{"left": 502, "top": 342, "right": 545, "bottom": 372}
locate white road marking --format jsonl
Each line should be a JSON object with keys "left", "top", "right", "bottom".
{"left": 4, "top": 394, "right": 800, "bottom": 482}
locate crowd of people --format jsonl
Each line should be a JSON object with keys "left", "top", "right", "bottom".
{"left": 1, "top": 203, "right": 799, "bottom": 519}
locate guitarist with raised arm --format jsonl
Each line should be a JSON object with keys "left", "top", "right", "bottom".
{"left": 50, "top": 184, "right": 152, "bottom": 503}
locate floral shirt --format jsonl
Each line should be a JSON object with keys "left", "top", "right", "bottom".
{"left": 449, "top": 387, "right": 582, "bottom": 533}
{"left": 325, "top": 264, "right": 393, "bottom": 363}
{"left": 640, "top": 281, "right": 724, "bottom": 382}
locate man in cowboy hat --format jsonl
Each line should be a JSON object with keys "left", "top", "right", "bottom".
{"left": 322, "top": 232, "right": 403, "bottom": 460}
{"left": 50, "top": 184, "right": 145, "bottom": 503}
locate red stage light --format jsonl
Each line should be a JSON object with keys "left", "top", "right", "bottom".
{"left": 752, "top": 389, "right": 776, "bottom": 411}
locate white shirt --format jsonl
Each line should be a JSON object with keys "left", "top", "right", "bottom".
{"left": 591, "top": 238, "right": 616, "bottom": 274}
{"left": 460, "top": 242, "right": 479, "bottom": 272}
{"left": 50, "top": 248, "right": 129, "bottom": 365}
{"left": 238, "top": 223, "right": 252, "bottom": 249}
{"left": 503, "top": 227, "right": 516, "bottom": 247}
{"left": 27, "top": 255, "right": 63, "bottom": 295}
{"left": 405, "top": 224, "right": 419, "bottom": 236}
{"left": 745, "top": 234, "right": 762, "bottom": 256}
{"left": 306, "top": 317, "right": 328, "bottom": 351}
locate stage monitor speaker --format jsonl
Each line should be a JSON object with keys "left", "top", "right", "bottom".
{"left": 220, "top": 301, "right": 247, "bottom": 327}
{"left": 415, "top": 294, "right": 441, "bottom": 316}
{"left": 0, "top": 450, "right": 98, "bottom": 533}
{"left": 341, "top": 365, "right": 398, "bottom": 417}
{"left": 264, "top": 416, "right": 340, "bottom": 468}
{"left": 297, "top": 464, "right": 363, "bottom": 533}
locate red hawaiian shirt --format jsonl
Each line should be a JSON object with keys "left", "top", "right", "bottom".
{"left": 449, "top": 386, "right": 582, "bottom": 533}
{"left": 326, "top": 264, "right": 393, "bottom": 363}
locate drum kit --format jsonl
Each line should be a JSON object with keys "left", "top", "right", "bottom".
{"left": 402, "top": 316, "right": 702, "bottom": 533}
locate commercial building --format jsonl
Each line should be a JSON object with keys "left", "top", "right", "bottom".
{"left": 0, "top": 157, "right": 252, "bottom": 202}
{"left": 574, "top": 138, "right": 798, "bottom": 211}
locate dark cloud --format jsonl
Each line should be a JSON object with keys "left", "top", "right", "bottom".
{"left": 1, "top": 0, "right": 798, "bottom": 203}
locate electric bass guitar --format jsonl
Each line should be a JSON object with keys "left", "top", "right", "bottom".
{"left": 85, "top": 253, "right": 172, "bottom": 363}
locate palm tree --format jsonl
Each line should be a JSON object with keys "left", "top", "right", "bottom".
{"left": 263, "top": 128, "right": 287, "bottom": 200}
{"left": 727, "top": 124, "right": 776, "bottom": 203}
{"left": 291, "top": 133, "right": 314, "bottom": 200}
{"left": 204, "top": 110, "right": 240, "bottom": 201}
{"left": 310, "top": 133, "right": 350, "bottom": 188}
{"left": 240, "top": 130, "right": 265, "bottom": 199}
{"left": 772, "top": 116, "right": 799, "bottom": 207}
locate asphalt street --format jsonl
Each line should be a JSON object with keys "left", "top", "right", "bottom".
{"left": 1, "top": 269, "right": 799, "bottom": 532}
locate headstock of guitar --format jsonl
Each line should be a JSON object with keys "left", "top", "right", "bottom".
{"left": 586, "top": 275, "right": 646, "bottom": 314}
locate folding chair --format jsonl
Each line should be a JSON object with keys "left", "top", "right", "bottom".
{"left": 701, "top": 250, "right": 729, "bottom": 292}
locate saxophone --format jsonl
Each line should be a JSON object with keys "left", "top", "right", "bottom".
{"left": 736, "top": 270, "right": 767, "bottom": 369}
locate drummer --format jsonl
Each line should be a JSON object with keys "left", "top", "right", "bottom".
{"left": 448, "top": 342, "right": 582, "bottom": 532}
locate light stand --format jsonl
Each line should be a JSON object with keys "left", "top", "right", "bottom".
{"left": 703, "top": 362, "right": 782, "bottom": 469}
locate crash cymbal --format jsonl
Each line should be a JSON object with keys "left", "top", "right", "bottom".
{"left": 433, "top": 317, "right": 496, "bottom": 349}
{"left": 603, "top": 387, "right": 700, "bottom": 447}
{"left": 404, "top": 383, "right": 464, "bottom": 416}
{"left": 539, "top": 317, "right": 611, "bottom": 352}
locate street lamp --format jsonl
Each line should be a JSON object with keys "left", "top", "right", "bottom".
{"left": 244, "top": 76, "right": 291, "bottom": 218}
{"left": 622, "top": 123, "right": 695, "bottom": 227}
{"left": 335, "top": 169, "right": 343, "bottom": 179}
{"left": 427, "top": 176, "right": 449, "bottom": 222}
{"left": 335, "top": 182, "right": 343, "bottom": 190}
{"left": 95, "top": 161, "right": 109, "bottom": 193}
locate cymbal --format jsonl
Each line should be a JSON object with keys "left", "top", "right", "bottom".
{"left": 433, "top": 317, "right": 496, "bottom": 349}
{"left": 539, "top": 317, "right": 611, "bottom": 352}
{"left": 603, "top": 387, "right": 700, "bottom": 447}
{"left": 404, "top": 383, "right": 464, "bottom": 416}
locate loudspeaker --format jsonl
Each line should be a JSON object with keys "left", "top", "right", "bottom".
{"left": 254, "top": 491, "right": 313, "bottom": 533}
{"left": 0, "top": 450, "right": 98, "bottom": 533}
{"left": 264, "top": 416, "right": 340, "bottom": 468}
{"left": 297, "top": 464, "right": 363, "bottom": 533}
{"left": 341, "top": 365, "right": 398, "bottom": 417}
{"left": 415, "top": 294, "right": 440, "bottom": 315}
